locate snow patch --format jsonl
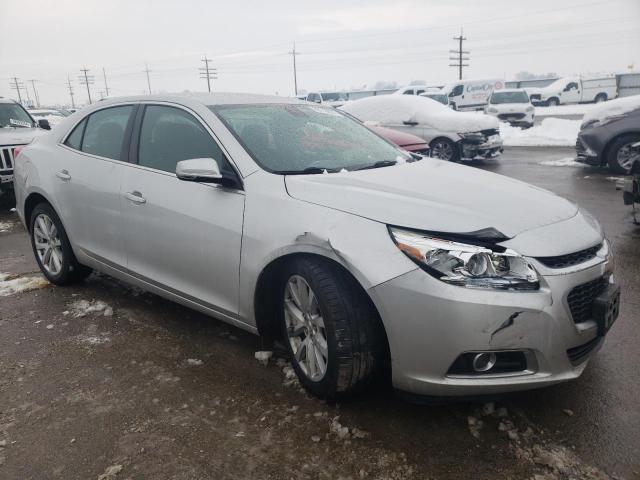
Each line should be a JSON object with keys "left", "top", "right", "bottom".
{"left": 582, "top": 94, "right": 640, "bottom": 125}
{"left": 539, "top": 157, "right": 585, "bottom": 167}
{"left": 501, "top": 118, "right": 580, "bottom": 146}
{"left": 0, "top": 272, "right": 49, "bottom": 296}
{"left": 186, "top": 358, "right": 204, "bottom": 366}
{"left": 0, "top": 221, "right": 14, "bottom": 233}
{"left": 68, "top": 299, "right": 113, "bottom": 317}
{"left": 535, "top": 104, "right": 592, "bottom": 117}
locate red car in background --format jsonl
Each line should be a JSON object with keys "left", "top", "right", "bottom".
{"left": 369, "top": 125, "right": 430, "bottom": 156}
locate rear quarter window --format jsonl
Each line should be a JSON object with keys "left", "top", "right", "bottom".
{"left": 64, "top": 119, "right": 86, "bottom": 150}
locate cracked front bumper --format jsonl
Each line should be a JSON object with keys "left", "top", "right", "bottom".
{"left": 461, "top": 136, "right": 504, "bottom": 161}
{"left": 368, "top": 257, "right": 614, "bottom": 396}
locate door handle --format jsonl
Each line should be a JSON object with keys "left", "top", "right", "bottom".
{"left": 125, "top": 191, "right": 146, "bottom": 204}
{"left": 56, "top": 170, "right": 71, "bottom": 181}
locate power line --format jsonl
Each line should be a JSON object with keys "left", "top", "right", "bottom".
{"left": 102, "top": 68, "right": 110, "bottom": 97}
{"left": 199, "top": 55, "right": 217, "bottom": 92}
{"left": 78, "top": 67, "right": 94, "bottom": 104}
{"left": 66, "top": 75, "right": 76, "bottom": 109}
{"left": 143, "top": 63, "right": 152, "bottom": 94}
{"left": 449, "top": 28, "right": 469, "bottom": 80}
{"left": 288, "top": 42, "right": 300, "bottom": 96}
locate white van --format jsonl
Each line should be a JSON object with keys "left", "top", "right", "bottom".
{"left": 526, "top": 76, "right": 617, "bottom": 106}
{"left": 442, "top": 79, "right": 505, "bottom": 111}
{"left": 393, "top": 85, "right": 430, "bottom": 96}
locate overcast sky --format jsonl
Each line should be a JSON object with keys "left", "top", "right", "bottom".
{"left": 1, "top": 0, "right": 639, "bottom": 106}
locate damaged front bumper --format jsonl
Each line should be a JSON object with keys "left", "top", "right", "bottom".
{"left": 368, "top": 252, "right": 615, "bottom": 397}
{"left": 460, "top": 135, "right": 504, "bottom": 161}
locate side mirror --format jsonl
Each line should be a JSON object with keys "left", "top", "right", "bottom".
{"left": 38, "top": 119, "right": 51, "bottom": 130}
{"left": 176, "top": 158, "right": 222, "bottom": 183}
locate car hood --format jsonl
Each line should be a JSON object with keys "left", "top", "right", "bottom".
{"left": 285, "top": 159, "right": 578, "bottom": 238}
{"left": 369, "top": 125, "right": 428, "bottom": 147}
{"left": 0, "top": 127, "right": 47, "bottom": 146}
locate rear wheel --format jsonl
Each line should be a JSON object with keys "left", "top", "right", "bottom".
{"left": 430, "top": 138, "right": 459, "bottom": 162}
{"left": 607, "top": 134, "right": 640, "bottom": 174}
{"left": 30, "top": 203, "right": 92, "bottom": 285}
{"left": 595, "top": 93, "right": 607, "bottom": 103}
{"left": 279, "top": 256, "right": 381, "bottom": 399}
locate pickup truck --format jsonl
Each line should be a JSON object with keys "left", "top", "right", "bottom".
{"left": 527, "top": 76, "right": 617, "bottom": 106}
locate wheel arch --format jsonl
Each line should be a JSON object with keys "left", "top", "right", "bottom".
{"left": 601, "top": 130, "right": 640, "bottom": 166}
{"left": 253, "top": 252, "right": 390, "bottom": 364}
{"left": 24, "top": 191, "right": 54, "bottom": 233}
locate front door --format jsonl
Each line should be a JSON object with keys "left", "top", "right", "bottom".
{"left": 120, "top": 104, "right": 244, "bottom": 317}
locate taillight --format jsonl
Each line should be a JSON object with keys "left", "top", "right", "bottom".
{"left": 13, "top": 146, "right": 23, "bottom": 158}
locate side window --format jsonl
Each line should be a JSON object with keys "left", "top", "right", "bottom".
{"left": 81, "top": 106, "right": 133, "bottom": 160}
{"left": 308, "top": 93, "right": 320, "bottom": 103}
{"left": 64, "top": 119, "right": 86, "bottom": 150}
{"left": 450, "top": 85, "right": 464, "bottom": 96}
{"left": 564, "top": 82, "right": 578, "bottom": 91}
{"left": 402, "top": 90, "right": 413, "bottom": 95}
{"left": 416, "top": 89, "right": 425, "bottom": 95}
{"left": 138, "top": 105, "right": 225, "bottom": 175}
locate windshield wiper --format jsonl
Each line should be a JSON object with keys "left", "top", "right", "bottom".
{"left": 353, "top": 160, "right": 398, "bottom": 171}
{"left": 276, "top": 166, "right": 342, "bottom": 175}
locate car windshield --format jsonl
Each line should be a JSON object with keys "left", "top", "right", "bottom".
{"left": 321, "top": 92, "right": 347, "bottom": 102}
{"left": 423, "top": 94, "right": 448, "bottom": 105}
{"left": 0, "top": 103, "right": 36, "bottom": 128}
{"left": 490, "top": 91, "right": 529, "bottom": 104}
{"left": 212, "top": 104, "right": 410, "bottom": 174}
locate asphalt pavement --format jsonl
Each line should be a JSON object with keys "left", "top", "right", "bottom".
{"left": 0, "top": 146, "right": 638, "bottom": 480}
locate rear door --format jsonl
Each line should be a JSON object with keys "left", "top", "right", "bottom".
{"left": 55, "top": 104, "right": 136, "bottom": 267}
{"left": 120, "top": 103, "right": 244, "bottom": 317}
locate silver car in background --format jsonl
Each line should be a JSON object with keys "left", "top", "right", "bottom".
{"left": 14, "top": 93, "right": 620, "bottom": 399}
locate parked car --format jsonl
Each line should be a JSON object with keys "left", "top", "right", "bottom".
{"left": 368, "top": 125, "right": 430, "bottom": 156}
{"left": 393, "top": 85, "right": 429, "bottom": 96}
{"left": 340, "top": 94, "right": 503, "bottom": 162}
{"left": 0, "top": 98, "right": 49, "bottom": 204}
{"left": 28, "top": 108, "right": 70, "bottom": 127}
{"left": 15, "top": 93, "right": 619, "bottom": 399}
{"left": 527, "top": 76, "right": 617, "bottom": 106}
{"left": 575, "top": 95, "right": 640, "bottom": 174}
{"left": 441, "top": 78, "right": 505, "bottom": 111}
{"left": 484, "top": 89, "right": 535, "bottom": 128}
{"left": 305, "top": 92, "right": 348, "bottom": 107}
{"left": 622, "top": 142, "right": 640, "bottom": 221}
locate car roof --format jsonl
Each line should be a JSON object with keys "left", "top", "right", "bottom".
{"left": 94, "top": 92, "right": 306, "bottom": 108}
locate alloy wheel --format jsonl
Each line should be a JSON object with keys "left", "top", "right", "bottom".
{"left": 432, "top": 141, "right": 454, "bottom": 161}
{"left": 33, "top": 213, "right": 64, "bottom": 276}
{"left": 283, "top": 275, "right": 329, "bottom": 382}
{"left": 616, "top": 143, "right": 640, "bottom": 172}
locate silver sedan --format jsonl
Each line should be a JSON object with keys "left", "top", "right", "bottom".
{"left": 13, "top": 93, "right": 619, "bottom": 399}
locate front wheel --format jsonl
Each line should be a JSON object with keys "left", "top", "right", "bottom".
{"left": 30, "top": 203, "right": 92, "bottom": 285}
{"left": 279, "top": 257, "right": 381, "bottom": 399}
{"left": 546, "top": 97, "right": 559, "bottom": 106}
{"left": 607, "top": 134, "right": 640, "bottom": 174}
{"left": 430, "top": 138, "right": 460, "bottom": 162}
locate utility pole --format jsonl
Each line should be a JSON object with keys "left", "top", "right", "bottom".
{"left": 66, "top": 75, "right": 76, "bottom": 109}
{"left": 29, "top": 79, "right": 40, "bottom": 107}
{"left": 449, "top": 28, "right": 469, "bottom": 80}
{"left": 10, "top": 77, "right": 24, "bottom": 104}
{"left": 143, "top": 63, "right": 152, "bottom": 94}
{"left": 288, "top": 42, "right": 300, "bottom": 96}
{"left": 199, "top": 55, "right": 217, "bottom": 92}
{"left": 102, "top": 68, "right": 110, "bottom": 97}
{"left": 78, "top": 67, "right": 94, "bottom": 104}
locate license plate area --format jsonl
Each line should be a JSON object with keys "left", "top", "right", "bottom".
{"left": 593, "top": 284, "right": 620, "bottom": 336}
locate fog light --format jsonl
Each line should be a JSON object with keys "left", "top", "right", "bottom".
{"left": 472, "top": 352, "right": 497, "bottom": 372}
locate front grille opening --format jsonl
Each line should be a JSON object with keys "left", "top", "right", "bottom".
{"left": 536, "top": 243, "right": 602, "bottom": 269}
{"left": 567, "top": 277, "right": 608, "bottom": 324}
{"left": 567, "top": 337, "right": 602, "bottom": 366}
{"left": 447, "top": 351, "right": 527, "bottom": 376}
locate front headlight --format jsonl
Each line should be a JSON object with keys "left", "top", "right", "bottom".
{"left": 389, "top": 227, "right": 539, "bottom": 291}
{"left": 458, "top": 132, "right": 486, "bottom": 143}
{"left": 487, "top": 107, "right": 498, "bottom": 114}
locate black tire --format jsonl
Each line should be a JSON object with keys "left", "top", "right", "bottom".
{"left": 606, "top": 134, "right": 640, "bottom": 175}
{"left": 547, "top": 97, "right": 559, "bottom": 106}
{"left": 30, "top": 202, "right": 92, "bottom": 285}
{"left": 278, "top": 256, "right": 381, "bottom": 399}
{"left": 595, "top": 93, "right": 607, "bottom": 103}
{"left": 430, "top": 137, "right": 460, "bottom": 162}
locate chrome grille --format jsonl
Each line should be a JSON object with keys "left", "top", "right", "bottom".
{"left": 1, "top": 146, "right": 19, "bottom": 173}
{"left": 535, "top": 243, "right": 602, "bottom": 269}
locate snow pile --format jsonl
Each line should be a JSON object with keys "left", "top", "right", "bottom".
{"left": 0, "top": 272, "right": 49, "bottom": 296}
{"left": 0, "top": 221, "right": 14, "bottom": 233}
{"left": 500, "top": 118, "right": 580, "bottom": 146}
{"left": 582, "top": 94, "right": 640, "bottom": 125}
{"left": 68, "top": 299, "right": 113, "bottom": 317}
{"left": 535, "top": 104, "right": 592, "bottom": 117}
{"left": 340, "top": 94, "right": 499, "bottom": 132}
